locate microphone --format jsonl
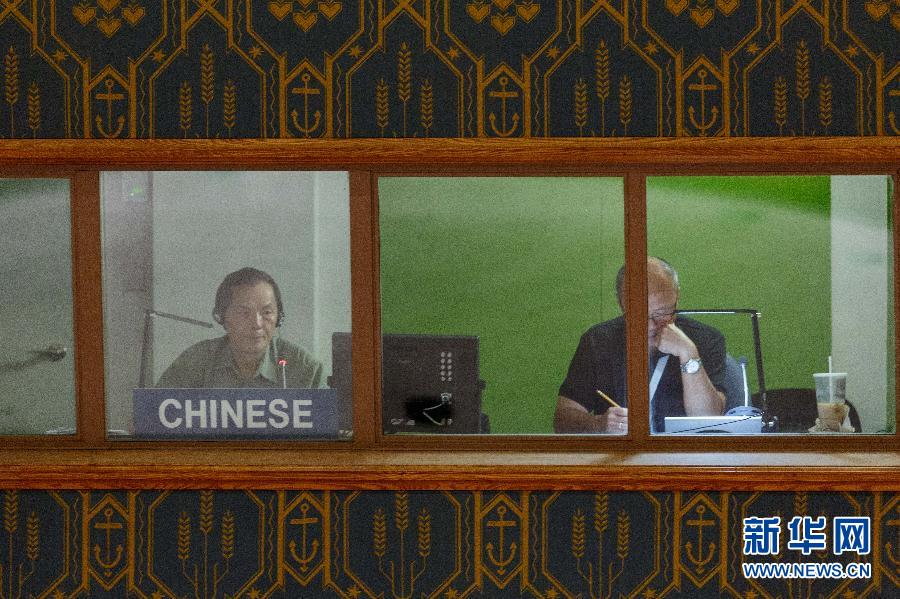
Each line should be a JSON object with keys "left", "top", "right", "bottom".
{"left": 278, "top": 358, "right": 288, "bottom": 389}
{"left": 739, "top": 356, "right": 750, "bottom": 407}
{"left": 272, "top": 336, "right": 288, "bottom": 389}
{"left": 725, "top": 357, "right": 762, "bottom": 417}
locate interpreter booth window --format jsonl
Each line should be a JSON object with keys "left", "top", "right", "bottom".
{"left": 101, "top": 171, "right": 352, "bottom": 440}
{"left": 0, "top": 178, "right": 76, "bottom": 435}
{"left": 378, "top": 177, "right": 624, "bottom": 435}
{"left": 647, "top": 175, "right": 895, "bottom": 436}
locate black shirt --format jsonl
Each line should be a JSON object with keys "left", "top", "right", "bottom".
{"left": 558, "top": 316, "right": 726, "bottom": 432}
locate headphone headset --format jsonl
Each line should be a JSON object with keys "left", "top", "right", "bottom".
{"left": 212, "top": 267, "right": 285, "bottom": 328}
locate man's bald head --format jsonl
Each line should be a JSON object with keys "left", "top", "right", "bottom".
{"left": 615, "top": 257, "right": 679, "bottom": 310}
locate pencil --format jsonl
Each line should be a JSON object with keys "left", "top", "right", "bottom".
{"left": 595, "top": 389, "right": 621, "bottom": 409}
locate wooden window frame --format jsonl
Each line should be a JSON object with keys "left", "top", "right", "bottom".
{"left": 0, "top": 138, "right": 897, "bottom": 491}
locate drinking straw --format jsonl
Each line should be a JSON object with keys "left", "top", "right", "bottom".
{"left": 828, "top": 355, "right": 834, "bottom": 403}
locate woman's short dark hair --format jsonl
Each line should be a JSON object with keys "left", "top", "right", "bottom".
{"left": 212, "top": 267, "right": 284, "bottom": 327}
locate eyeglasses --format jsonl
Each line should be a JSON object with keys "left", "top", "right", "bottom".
{"left": 230, "top": 307, "right": 278, "bottom": 322}
{"left": 648, "top": 310, "right": 676, "bottom": 324}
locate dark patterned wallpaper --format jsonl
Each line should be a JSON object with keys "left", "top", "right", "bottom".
{"left": 0, "top": 0, "right": 897, "bottom": 138}
{"left": 0, "top": 490, "right": 897, "bottom": 598}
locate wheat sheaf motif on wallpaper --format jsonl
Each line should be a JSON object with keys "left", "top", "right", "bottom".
{"left": 0, "top": 2, "right": 897, "bottom": 137}
{"left": 0, "top": 490, "right": 896, "bottom": 598}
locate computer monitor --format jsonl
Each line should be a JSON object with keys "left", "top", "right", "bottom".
{"left": 330, "top": 333, "right": 486, "bottom": 434}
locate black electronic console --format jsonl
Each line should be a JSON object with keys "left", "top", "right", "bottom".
{"left": 330, "top": 333, "right": 487, "bottom": 434}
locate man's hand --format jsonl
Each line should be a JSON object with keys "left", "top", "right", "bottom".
{"left": 597, "top": 407, "right": 628, "bottom": 434}
{"left": 656, "top": 322, "right": 699, "bottom": 361}
{"left": 554, "top": 396, "right": 628, "bottom": 434}
{"left": 655, "top": 324, "right": 725, "bottom": 416}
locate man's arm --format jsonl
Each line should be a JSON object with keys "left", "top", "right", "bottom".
{"left": 554, "top": 395, "right": 628, "bottom": 434}
{"left": 657, "top": 324, "right": 724, "bottom": 416}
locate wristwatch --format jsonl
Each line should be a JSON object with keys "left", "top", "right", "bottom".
{"left": 681, "top": 357, "right": 702, "bottom": 374}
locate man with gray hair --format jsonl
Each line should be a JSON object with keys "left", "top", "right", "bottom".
{"left": 554, "top": 257, "right": 726, "bottom": 433}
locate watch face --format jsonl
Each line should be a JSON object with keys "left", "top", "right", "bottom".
{"left": 683, "top": 359, "right": 701, "bottom": 374}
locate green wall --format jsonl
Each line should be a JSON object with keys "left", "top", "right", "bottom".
{"left": 648, "top": 176, "right": 832, "bottom": 397}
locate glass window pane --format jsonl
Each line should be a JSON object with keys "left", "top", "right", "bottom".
{"left": 0, "top": 178, "right": 76, "bottom": 435}
{"left": 101, "top": 171, "right": 352, "bottom": 440}
{"left": 378, "top": 177, "right": 624, "bottom": 435}
{"left": 648, "top": 175, "right": 895, "bottom": 436}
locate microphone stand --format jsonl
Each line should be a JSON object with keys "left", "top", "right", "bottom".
{"left": 138, "top": 310, "right": 214, "bottom": 388}
{"left": 676, "top": 308, "right": 772, "bottom": 430}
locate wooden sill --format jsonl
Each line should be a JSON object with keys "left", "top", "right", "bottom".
{"left": 0, "top": 449, "right": 897, "bottom": 490}
{"left": 1, "top": 137, "right": 898, "bottom": 172}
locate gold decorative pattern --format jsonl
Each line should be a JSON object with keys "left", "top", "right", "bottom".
{"left": 665, "top": 0, "right": 741, "bottom": 28}
{"left": 0, "top": 5, "right": 897, "bottom": 134}
{"left": 368, "top": 492, "right": 434, "bottom": 599}
{"left": 685, "top": 66, "right": 721, "bottom": 136}
{"left": 774, "top": 75, "right": 788, "bottom": 135}
{"left": 594, "top": 39, "right": 610, "bottom": 136}
{"left": 397, "top": 42, "right": 412, "bottom": 137}
{"left": 478, "top": 493, "right": 526, "bottom": 587}
{"left": 465, "top": 0, "right": 541, "bottom": 36}
{"left": 71, "top": 0, "right": 146, "bottom": 38}
{"left": 179, "top": 81, "right": 192, "bottom": 137}
{"left": 93, "top": 77, "right": 126, "bottom": 138}
{"left": 222, "top": 79, "right": 236, "bottom": 136}
{"left": 26, "top": 81, "right": 39, "bottom": 137}
{"left": 486, "top": 75, "right": 521, "bottom": 137}
{"left": 676, "top": 494, "right": 724, "bottom": 587}
{"left": 795, "top": 40, "right": 811, "bottom": 136}
{"left": 618, "top": 74, "right": 632, "bottom": 135}
{"left": 419, "top": 78, "right": 433, "bottom": 137}
{"left": 267, "top": 0, "right": 343, "bottom": 32}
{"left": 573, "top": 77, "right": 587, "bottom": 135}
{"left": 375, "top": 78, "right": 389, "bottom": 136}
{"left": 85, "top": 494, "right": 130, "bottom": 589}
{"left": 818, "top": 75, "right": 832, "bottom": 134}
{"left": 864, "top": 0, "right": 900, "bottom": 31}
{"left": 3, "top": 47, "right": 18, "bottom": 137}
{"left": 281, "top": 492, "right": 329, "bottom": 585}
{"left": 0, "top": 490, "right": 896, "bottom": 596}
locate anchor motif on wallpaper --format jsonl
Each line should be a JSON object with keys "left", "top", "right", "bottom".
{"left": 372, "top": 493, "right": 431, "bottom": 599}
{"left": 488, "top": 76, "right": 520, "bottom": 137}
{"left": 72, "top": 0, "right": 145, "bottom": 38}
{"left": 684, "top": 504, "right": 717, "bottom": 574}
{"left": 1, "top": 491, "right": 40, "bottom": 599}
{"left": 465, "top": 0, "right": 540, "bottom": 36}
{"left": 687, "top": 69, "right": 719, "bottom": 136}
{"left": 288, "top": 503, "right": 320, "bottom": 571}
{"left": 290, "top": 73, "right": 322, "bottom": 137}
{"left": 92, "top": 508, "right": 124, "bottom": 575}
{"left": 666, "top": 0, "right": 739, "bottom": 28}
{"left": 95, "top": 78, "right": 125, "bottom": 138}
{"left": 267, "top": 0, "right": 343, "bottom": 32}
{"left": 888, "top": 88, "right": 900, "bottom": 135}
{"left": 485, "top": 505, "right": 518, "bottom": 575}
{"left": 864, "top": 1, "right": 900, "bottom": 31}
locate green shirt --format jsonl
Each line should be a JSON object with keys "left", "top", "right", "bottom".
{"left": 156, "top": 336, "right": 323, "bottom": 389}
